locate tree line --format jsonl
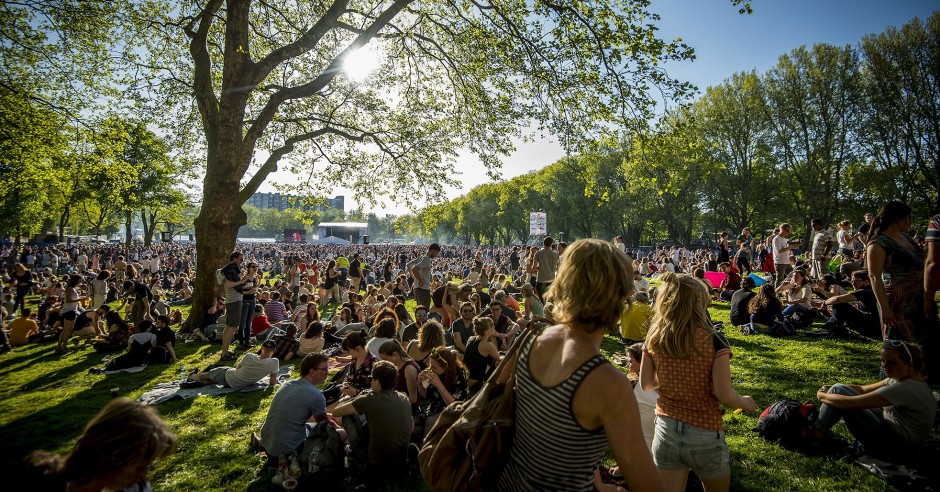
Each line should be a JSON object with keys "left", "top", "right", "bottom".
{"left": 412, "top": 12, "right": 940, "bottom": 247}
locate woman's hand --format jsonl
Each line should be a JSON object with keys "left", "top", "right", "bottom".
{"left": 816, "top": 385, "right": 832, "bottom": 400}
{"left": 340, "top": 383, "right": 358, "bottom": 397}
{"left": 739, "top": 395, "right": 757, "bottom": 413}
{"left": 880, "top": 306, "right": 896, "bottom": 326}
{"left": 426, "top": 370, "right": 442, "bottom": 389}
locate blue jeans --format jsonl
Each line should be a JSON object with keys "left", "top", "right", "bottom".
{"left": 816, "top": 384, "right": 906, "bottom": 457}
{"left": 238, "top": 301, "right": 256, "bottom": 345}
{"left": 782, "top": 303, "right": 810, "bottom": 316}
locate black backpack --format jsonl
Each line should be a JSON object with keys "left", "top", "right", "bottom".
{"left": 300, "top": 421, "right": 345, "bottom": 487}
{"left": 754, "top": 399, "right": 826, "bottom": 449}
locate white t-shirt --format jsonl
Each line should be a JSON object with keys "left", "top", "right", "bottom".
{"left": 633, "top": 384, "right": 658, "bottom": 451}
{"left": 772, "top": 235, "right": 792, "bottom": 264}
{"left": 226, "top": 353, "right": 280, "bottom": 387}
{"left": 837, "top": 229, "right": 854, "bottom": 250}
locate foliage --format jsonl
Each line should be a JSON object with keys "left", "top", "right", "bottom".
{"left": 411, "top": 12, "right": 940, "bottom": 246}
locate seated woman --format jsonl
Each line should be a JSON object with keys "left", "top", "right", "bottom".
{"left": 378, "top": 339, "right": 420, "bottom": 412}
{"left": 815, "top": 340, "right": 936, "bottom": 459}
{"left": 462, "top": 317, "right": 501, "bottom": 392}
{"left": 406, "top": 320, "right": 445, "bottom": 370}
{"left": 297, "top": 320, "right": 325, "bottom": 357}
{"left": 747, "top": 284, "right": 784, "bottom": 335}
{"left": 416, "top": 347, "right": 468, "bottom": 439}
{"left": 104, "top": 320, "right": 157, "bottom": 371}
{"left": 776, "top": 269, "right": 813, "bottom": 316}
{"left": 811, "top": 274, "right": 846, "bottom": 316}
{"left": 366, "top": 318, "right": 397, "bottom": 356}
{"left": 24, "top": 398, "right": 176, "bottom": 492}
{"left": 626, "top": 343, "right": 656, "bottom": 451}
{"left": 326, "top": 330, "right": 376, "bottom": 411}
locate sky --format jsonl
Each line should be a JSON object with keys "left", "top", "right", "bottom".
{"left": 256, "top": 0, "right": 939, "bottom": 216}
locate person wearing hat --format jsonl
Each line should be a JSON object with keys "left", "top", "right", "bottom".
{"left": 182, "top": 340, "right": 280, "bottom": 388}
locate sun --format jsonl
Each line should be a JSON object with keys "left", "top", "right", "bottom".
{"left": 343, "top": 45, "right": 381, "bottom": 83}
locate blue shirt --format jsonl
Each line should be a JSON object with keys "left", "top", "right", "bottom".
{"left": 260, "top": 378, "right": 326, "bottom": 456}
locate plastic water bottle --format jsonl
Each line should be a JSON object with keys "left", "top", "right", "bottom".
{"left": 178, "top": 365, "right": 187, "bottom": 381}
{"left": 308, "top": 446, "right": 321, "bottom": 474}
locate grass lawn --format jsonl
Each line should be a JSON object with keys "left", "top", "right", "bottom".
{"left": 0, "top": 295, "right": 909, "bottom": 491}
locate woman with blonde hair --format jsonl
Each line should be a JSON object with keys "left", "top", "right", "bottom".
{"left": 407, "top": 319, "right": 445, "bottom": 370}
{"left": 499, "top": 239, "right": 661, "bottom": 492}
{"left": 25, "top": 398, "right": 176, "bottom": 491}
{"left": 640, "top": 272, "right": 755, "bottom": 491}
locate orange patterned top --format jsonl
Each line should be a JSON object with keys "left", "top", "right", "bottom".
{"left": 645, "top": 329, "right": 732, "bottom": 431}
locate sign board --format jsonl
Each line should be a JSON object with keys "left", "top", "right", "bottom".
{"left": 529, "top": 212, "right": 547, "bottom": 235}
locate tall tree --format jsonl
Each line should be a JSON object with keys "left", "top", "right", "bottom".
{"left": 857, "top": 12, "right": 940, "bottom": 215}
{"left": 763, "top": 44, "right": 860, "bottom": 243}
{"left": 129, "top": 0, "right": 717, "bottom": 326}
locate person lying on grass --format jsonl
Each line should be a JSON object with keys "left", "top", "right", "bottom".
{"left": 814, "top": 339, "right": 936, "bottom": 459}
{"left": 182, "top": 340, "right": 279, "bottom": 388}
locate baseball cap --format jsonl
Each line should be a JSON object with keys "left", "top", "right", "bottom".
{"left": 260, "top": 340, "right": 277, "bottom": 350}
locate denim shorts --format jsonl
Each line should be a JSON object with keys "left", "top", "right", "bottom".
{"left": 652, "top": 415, "right": 730, "bottom": 479}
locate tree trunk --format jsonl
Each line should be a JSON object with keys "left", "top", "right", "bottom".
{"left": 123, "top": 211, "right": 132, "bottom": 247}
{"left": 58, "top": 205, "right": 70, "bottom": 243}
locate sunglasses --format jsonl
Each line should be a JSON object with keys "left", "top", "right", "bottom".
{"left": 430, "top": 350, "right": 448, "bottom": 366}
{"left": 885, "top": 339, "right": 912, "bottom": 361}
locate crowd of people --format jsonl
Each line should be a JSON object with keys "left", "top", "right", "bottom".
{"left": 4, "top": 200, "right": 940, "bottom": 491}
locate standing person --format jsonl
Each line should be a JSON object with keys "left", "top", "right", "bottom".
{"left": 220, "top": 251, "right": 246, "bottom": 362}
{"left": 532, "top": 236, "right": 560, "bottom": 298}
{"left": 259, "top": 353, "right": 330, "bottom": 461}
{"left": 121, "top": 279, "right": 153, "bottom": 328}
{"left": 867, "top": 201, "right": 935, "bottom": 379}
{"left": 613, "top": 236, "right": 626, "bottom": 253}
{"left": 56, "top": 275, "right": 88, "bottom": 354}
{"left": 772, "top": 223, "right": 800, "bottom": 288}
{"left": 509, "top": 246, "right": 520, "bottom": 273}
{"left": 810, "top": 219, "right": 835, "bottom": 280}
{"left": 24, "top": 398, "right": 177, "bottom": 492}
{"left": 836, "top": 220, "right": 856, "bottom": 256}
{"left": 498, "top": 239, "right": 661, "bottom": 492}
{"left": 716, "top": 232, "right": 730, "bottom": 265}
{"left": 11, "top": 263, "right": 33, "bottom": 315}
{"left": 926, "top": 213, "right": 940, "bottom": 319}
{"left": 238, "top": 263, "right": 260, "bottom": 349}
{"left": 640, "top": 272, "right": 756, "bottom": 492}
{"left": 857, "top": 212, "right": 875, "bottom": 245}
{"left": 407, "top": 243, "right": 441, "bottom": 309}
{"left": 349, "top": 253, "right": 363, "bottom": 293}
{"left": 89, "top": 270, "right": 110, "bottom": 309}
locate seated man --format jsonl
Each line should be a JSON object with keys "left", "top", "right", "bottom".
{"left": 259, "top": 353, "right": 330, "bottom": 460}
{"left": 477, "top": 301, "right": 520, "bottom": 351}
{"left": 729, "top": 277, "right": 757, "bottom": 327}
{"left": 332, "top": 360, "right": 413, "bottom": 471}
{"left": 633, "top": 270, "right": 651, "bottom": 294}
{"left": 8, "top": 308, "right": 41, "bottom": 346}
{"left": 271, "top": 323, "right": 300, "bottom": 362}
{"left": 620, "top": 292, "right": 652, "bottom": 343}
{"left": 808, "top": 270, "right": 880, "bottom": 339}
{"left": 398, "top": 305, "right": 428, "bottom": 344}
{"left": 184, "top": 340, "right": 280, "bottom": 388}
{"left": 718, "top": 262, "right": 741, "bottom": 301}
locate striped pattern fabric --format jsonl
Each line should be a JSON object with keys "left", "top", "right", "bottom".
{"left": 498, "top": 336, "right": 609, "bottom": 492}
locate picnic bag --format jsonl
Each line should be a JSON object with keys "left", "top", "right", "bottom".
{"left": 299, "top": 421, "right": 345, "bottom": 486}
{"left": 754, "top": 399, "right": 825, "bottom": 449}
{"left": 418, "top": 327, "right": 536, "bottom": 491}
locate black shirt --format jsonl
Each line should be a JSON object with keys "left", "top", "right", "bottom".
{"left": 156, "top": 326, "right": 176, "bottom": 348}
{"left": 851, "top": 287, "right": 877, "bottom": 314}
{"left": 729, "top": 289, "right": 756, "bottom": 326}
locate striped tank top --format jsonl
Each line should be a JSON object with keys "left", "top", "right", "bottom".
{"left": 498, "top": 334, "right": 610, "bottom": 492}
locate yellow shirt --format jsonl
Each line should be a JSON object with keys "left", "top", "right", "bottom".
{"left": 9, "top": 318, "right": 40, "bottom": 346}
{"left": 620, "top": 302, "right": 652, "bottom": 341}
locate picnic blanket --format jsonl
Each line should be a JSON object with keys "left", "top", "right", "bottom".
{"left": 137, "top": 365, "right": 293, "bottom": 405}
{"left": 703, "top": 271, "right": 726, "bottom": 288}
{"left": 748, "top": 273, "right": 767, "bottom": 286}
{"left": 104, "top": 365, "right": 147, "bottom": 375}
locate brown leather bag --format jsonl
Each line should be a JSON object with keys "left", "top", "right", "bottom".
{"left": 418, "top": 328, "right": 536, "bottom": 491}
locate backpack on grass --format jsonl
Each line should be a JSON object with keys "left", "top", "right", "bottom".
{"left": 754, "top": 399, "right": 826, "bottom": 450}
{"left": 299, "top": 421, "right": 345, "bottom": 487}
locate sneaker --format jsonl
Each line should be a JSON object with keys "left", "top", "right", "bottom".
{"left": 220, "top": 352, "right": 237, "bottom": 361}
{"left": 806, "top": 329, "right": 830, "bottom": 338}
{"left": 826, "top": 325, "right": 848, "bottom": 339}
